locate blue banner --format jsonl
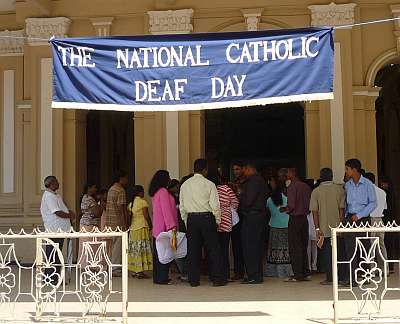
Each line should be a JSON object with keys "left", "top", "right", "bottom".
{"left": 50, "top": 27, "right": 334, "bottom": 111}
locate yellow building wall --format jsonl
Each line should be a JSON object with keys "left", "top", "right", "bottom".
{"left": 0, "top": 0, "right": 398, "bottom": 243}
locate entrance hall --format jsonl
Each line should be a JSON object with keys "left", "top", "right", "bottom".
{"left": 205, "top": 103, "right": 306, "bottom": 179}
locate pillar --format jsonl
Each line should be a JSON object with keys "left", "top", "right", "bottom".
{"left": 352, "top": 87, "right": 380, "bottom": 178}
{"left": 146, "top": 9, "right": 194, "bottom": 180}
{"left": 308, "top": 3, "right": 356, "bottom": 182}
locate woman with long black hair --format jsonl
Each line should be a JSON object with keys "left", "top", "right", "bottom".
{"left": 149, "top": 170, "right": 178, "bottom": 285}
{"left": 264, "top": 177, "right": 293, "bottom": 278}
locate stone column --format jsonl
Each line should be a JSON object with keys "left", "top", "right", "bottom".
{"left": 146, "top": 9, "right": 194, "bottom": 180}
{"left": 352, "top": 87, "right": 380, "bottom": 177}
{"left": 25, "top": 17, "right": 75, "bottom": 204}
{"left": 90, "top": 17, "right": 114, "bottom": 36}
{"left": 308, "top": 3, "right": 356, "bottom": 182}
{"left": 241, "top": 8, "right": 263, "bottom": 31}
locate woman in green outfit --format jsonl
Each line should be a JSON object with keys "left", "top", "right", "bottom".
{"left": 128, "top": 185, "right": 153, "bottom": 278}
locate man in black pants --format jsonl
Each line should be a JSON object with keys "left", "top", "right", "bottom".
{"left": 342, "top": 159, "right": 377, "bottom": 286}
{"left": 282, "top": 168, "right": 311, "bottom": 282}
{"left": 239, "top": 162, "right": 267, "bottom": 284}
{"left": 180, "top": 159, "right": 226, "bottom": 287}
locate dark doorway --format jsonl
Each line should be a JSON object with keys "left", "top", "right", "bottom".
{"left": 375, "top": 64, "right": 400, "bottom": 222}
{"left": 205, "top": 103, "right": 305, "bottom": 179}
{"left": 86, "top": 111, "right": 135, "bottom": 190}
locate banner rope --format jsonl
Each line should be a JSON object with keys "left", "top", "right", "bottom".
{"left": 0, "top": 16, "right": 399, "bottom": 41}
{"left": 333, "top": 16, "right": 400, "bottom": 29}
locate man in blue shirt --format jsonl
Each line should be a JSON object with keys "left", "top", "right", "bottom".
{"left": 345, "top": 160, "right": 377, "bottom": 222}
{"left": 341, "top": 158, "right": 377, "bottom": 286}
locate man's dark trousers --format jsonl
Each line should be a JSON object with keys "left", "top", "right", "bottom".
{"left": 231, "top": 220, "right": 244, "bottom": 278}
{"left": 288, "top": 215, "right": 310, "bottom": 280}
{"left": 344, "top": 216, "right": 371, "bottom": 283}
{"left": 45, "top": 238, "right": 65, "bottom": 285}
{"left": 187, "top": 212, "right": 224, "bottom": 285}
{"left": 241, "top": 211, "right": 266, "bottom": 282}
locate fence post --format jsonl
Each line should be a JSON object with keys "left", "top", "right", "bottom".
{"left": 332, "top": 228, "right": 339, "bottom": 324}
{"left": 35, "top": 237, "right": 43, "bottom": 318}
{"left": 121, "top": 231, "right": 129, "bottom": 324}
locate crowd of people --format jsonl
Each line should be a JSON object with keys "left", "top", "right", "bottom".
{"left": 40, "top": 157, "right": 396, "bottom": 287}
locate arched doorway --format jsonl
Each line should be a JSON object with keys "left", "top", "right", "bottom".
{"left": 205, "top": 103, "right": 306, "bottom": 179}
{"left": 86, "top": 111, "right": 135, "bottom": 190}
{"left": 374, "top": 64, "right": 400, "bottom": 221}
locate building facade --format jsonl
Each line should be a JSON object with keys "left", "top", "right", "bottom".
{"left": 0, "top": 0, "right": 399, "bottom": 242}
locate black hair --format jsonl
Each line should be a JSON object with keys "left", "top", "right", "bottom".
{"left": 131, "top": 185, "right": 144, "bottom": 202}
{"left": 365, "top": 172, "right": 376, "bottom": 184}
{"left": 345, "top": 159, "right": 362, "bottom": 173}
{"left": 244, "top": 160, "right": 258, "bottom": 170}
{"left": 98, "top": 188, "right": 108, "bottom": 195}
{"left": 83, "top": 183, "right": 97, "bottom": 195}
{"left": 232, "top": 160, "right": 244, "bottom": 168}
{"left": 270, "top": 180, "right": 284, "bottom": 207}
{"left": 149, "top": 170, "right": 170, "bottom": 197}
{"left": 320, "top": 168, "right": 333, "bottom": 182}
{"left": 168, "top": 179, "right": 180, "bottom": 190}
{"left": 194, "top": 159, "right": 208, "bottom": 173}
{"left": 113, "top": 170, "right": 127, "bottom": 183}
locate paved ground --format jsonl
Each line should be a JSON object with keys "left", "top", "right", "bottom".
{"left": 3, "top": 272, "right": 400, "bottom": 324}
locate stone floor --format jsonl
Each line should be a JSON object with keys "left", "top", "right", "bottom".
{"left": 3, "top": 272, "right": 400, "bottom": 324}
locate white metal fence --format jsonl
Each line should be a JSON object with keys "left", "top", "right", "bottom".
{"left": 332, "top": 222, "right": 400, "bottom": 324}
{"left": 0, "top": 227, "right": 128, "bottom": 323}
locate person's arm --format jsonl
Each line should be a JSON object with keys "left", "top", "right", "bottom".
{"left": 229, "top": 187, "right": 239, "bottom": 210}
{"left": 209, "top": 184, "right": 221, "bottom": 225}
{"left": 48, "top": 195, "right": 74, "bottom": 219}
{"left": 55, "top": 210, "right": 74, "bottom": 219}
{"left": 312, "top": 210, "right": 322, "bottom": 237}
{"left": 160, "top": 189, "right": 177, "bottom": 231}
{"left": 179, "top": 186, "right": 188, "bottom": 226}
{"left": 117, "top": 190, "right": 128, "bottom": 230}
{"left": 143, "top": 207, "right": 152, "bottom": 230}
{"left": 309, "top": 190, "right": 322, "bottom": 236}
{"left": 89, "top": 204, "right": 103, "bottom": 218}
{"left": 283, "top": 184, "right": 296, "bottom": 214}
{"left": 355, "top": 183, "right": 378, "bottom": 219}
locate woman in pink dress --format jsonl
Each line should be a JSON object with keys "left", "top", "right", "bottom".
{"left": 149, "top": 170, "right": 178, "bottom": 285}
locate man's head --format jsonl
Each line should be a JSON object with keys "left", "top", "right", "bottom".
{"left": 243, "top": 161, "right": 257, "bottom": 177}
{"left": 194, "top": 159, "right": 208, "bottom": 176}
{"left": 365, "top": 172, "right": 376, "bottom": 184}
{"left": 44, "top": 176, "right": 59, "bottom": 191}
{"left": 287, "top": 167, "right": 298, "bottom": 181}
{"left": 232, "top": 161, "right": 244, "bottom": 179}
{"left": 277, "top": 168, "right": 288, "bottom": 182}
{"left": 345, "top": 159, "right": 362, "bottom": 180}
{"left": 320, "top": 168, "right": 333, "bottom": 182}
{"left": 113, "top": 170, "right": 128, "bottom": 187}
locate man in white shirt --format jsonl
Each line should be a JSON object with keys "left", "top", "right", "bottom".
{"left": 180, "top": 158, "right": 225, "bottom": 287}
{"left": 365, "top": 172, "right": 388, "bottom": 270}
{"left": 40, "top": 176, "right": 75, "bottom": 285}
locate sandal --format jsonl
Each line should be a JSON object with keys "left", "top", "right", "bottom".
{"left": 136, "top": 272, "right": 149, "bottom": 279}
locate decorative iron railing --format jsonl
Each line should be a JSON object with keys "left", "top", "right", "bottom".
{"left": 0, "top": 227, "right": 128, "bottom": 323}
{"left": 332, "top": 221, "right": 400, "bottom": 324}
